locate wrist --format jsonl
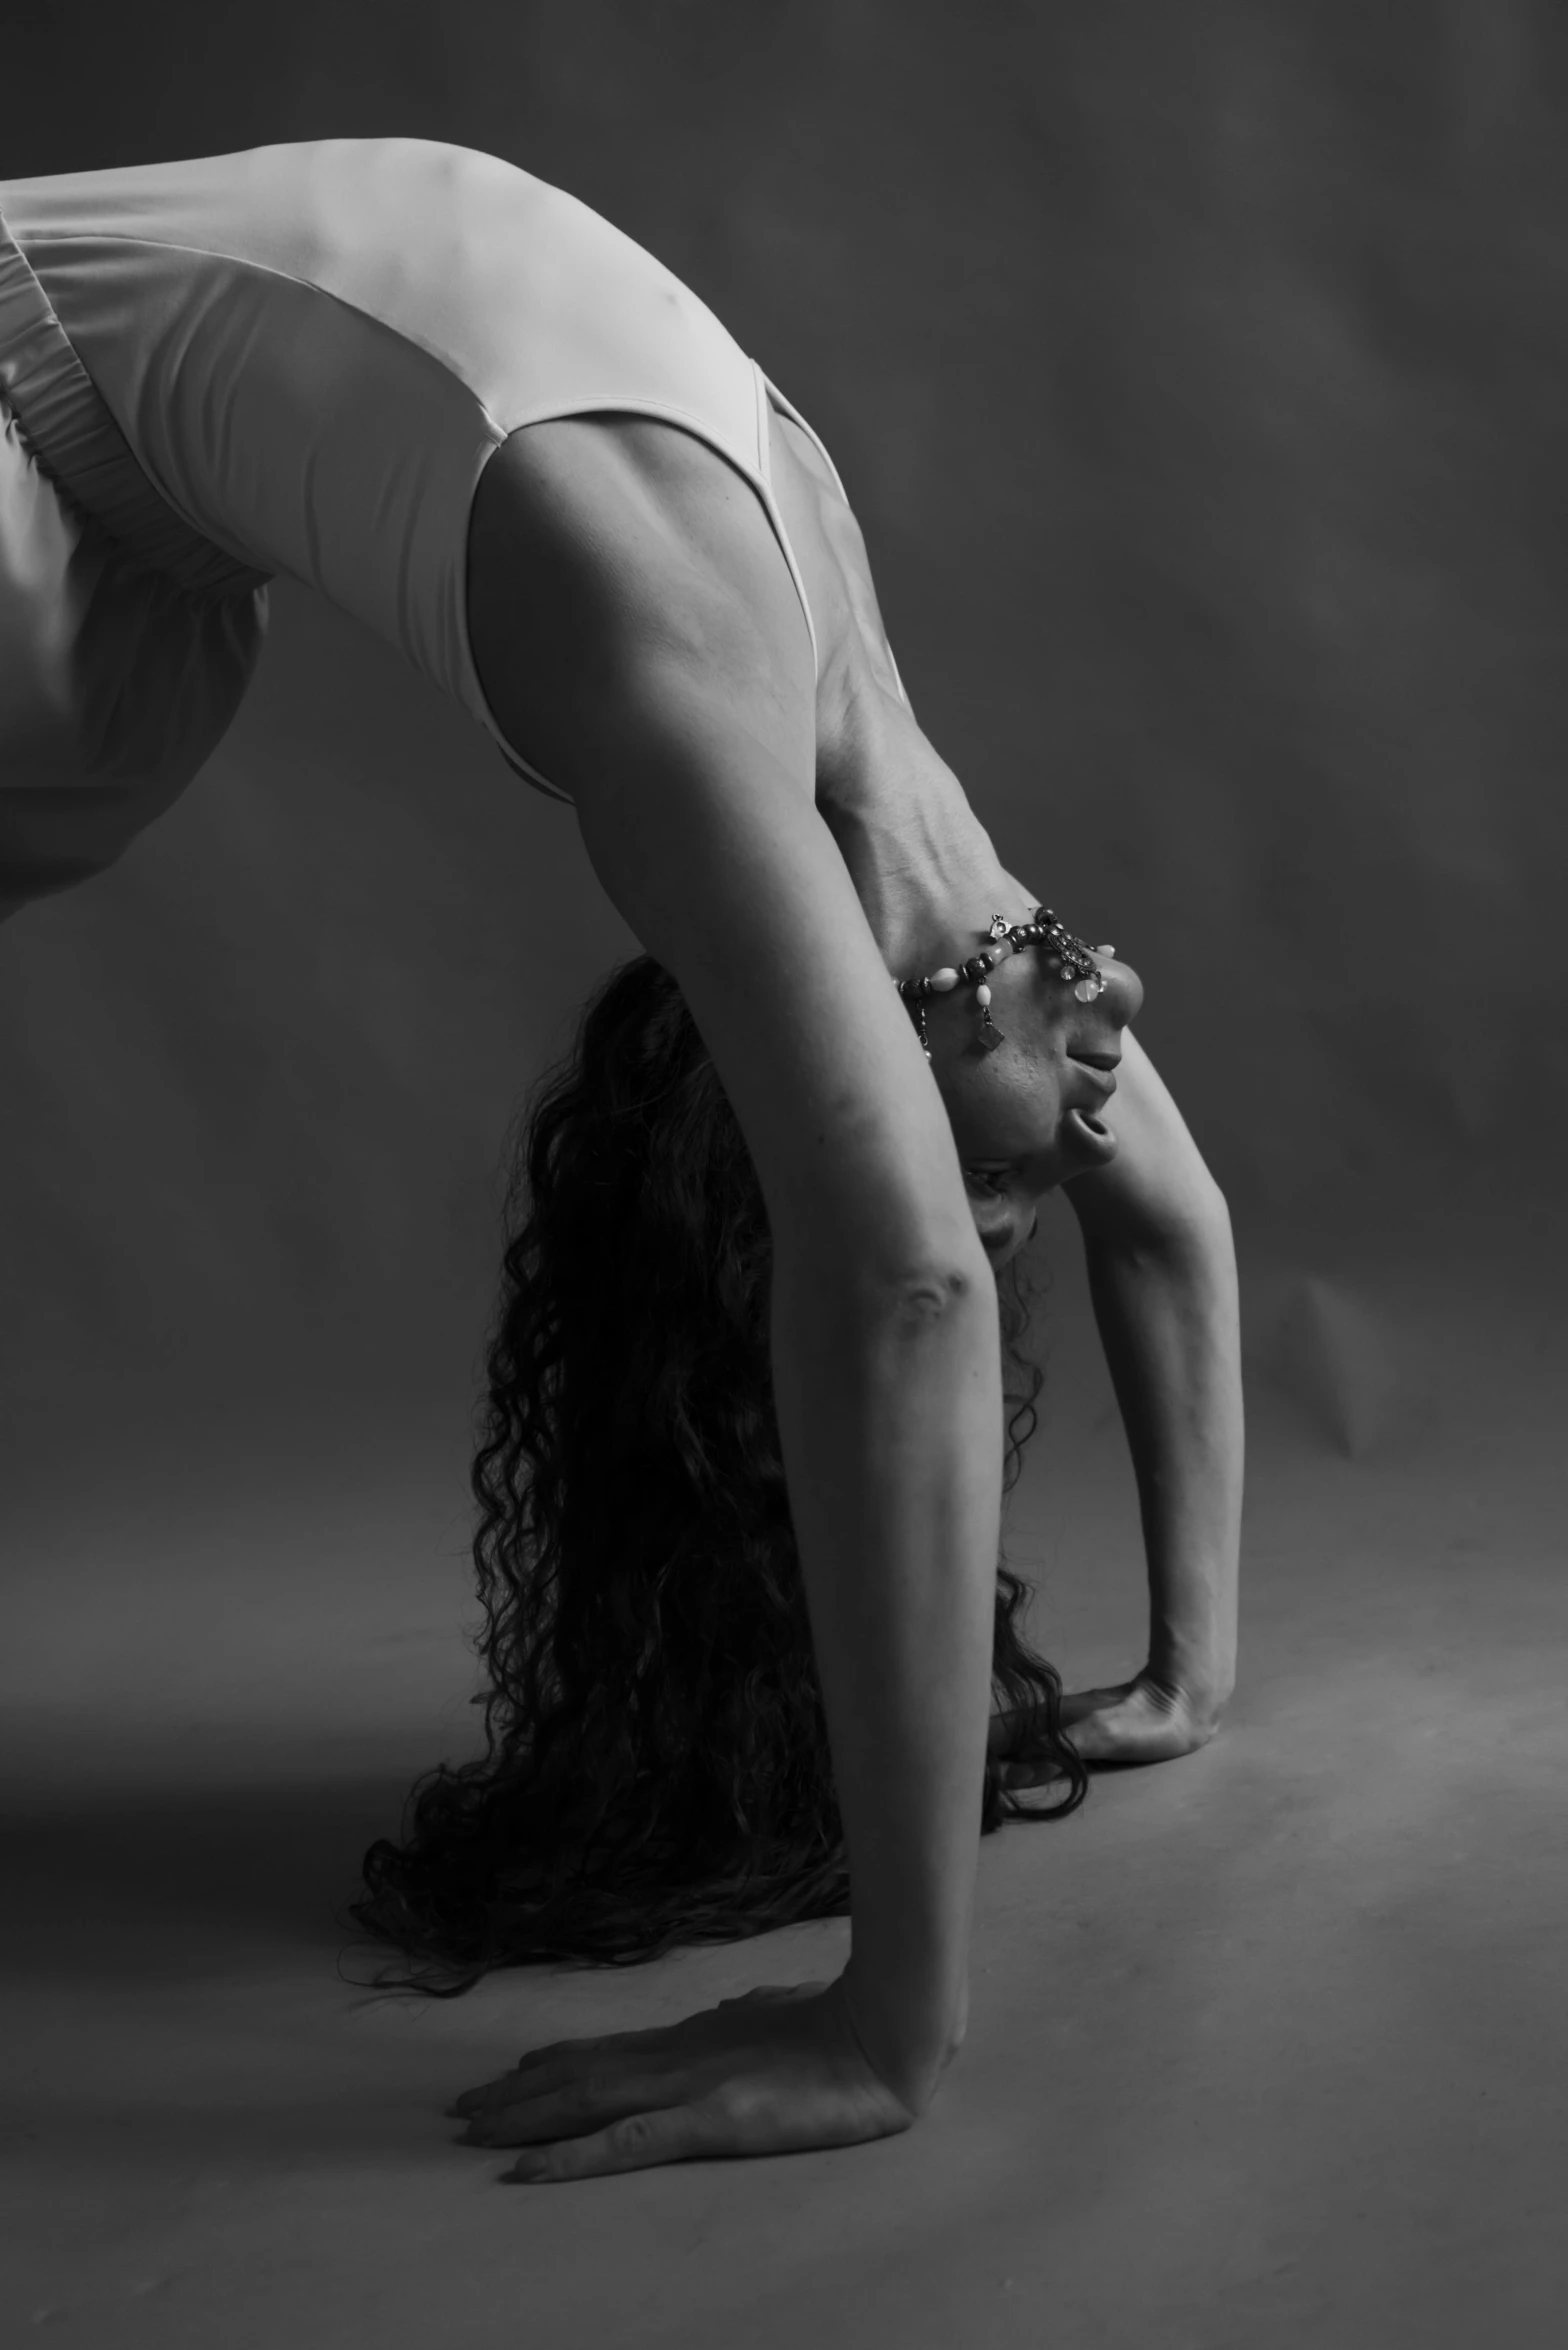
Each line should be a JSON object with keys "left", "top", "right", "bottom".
{"left": 1145, "top": 1644, "right": 1235, "bottom": 1718}
{"left": 840, "top": 1957, "right": 967, "bottom": 2115}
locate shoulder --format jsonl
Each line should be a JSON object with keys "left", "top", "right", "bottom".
{"left": 468, "top": 415, "right": 818, "bottom": 798}
{"left": 468, "top": 424, "right": 980, "bottom": 1286}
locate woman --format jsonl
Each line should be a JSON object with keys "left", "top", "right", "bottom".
{"left": 0, "top": 138, "right": 1241, "bottom": 2181}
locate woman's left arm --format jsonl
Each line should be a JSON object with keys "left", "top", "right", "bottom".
{"left": 1052, "top": 1031, "right": 1243, "bottom": 1765}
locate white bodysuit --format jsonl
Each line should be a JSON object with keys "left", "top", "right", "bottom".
{"left": 0, "top": 138, "right": 851, "bottom": 908}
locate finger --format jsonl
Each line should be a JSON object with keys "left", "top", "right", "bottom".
{"left": 1058, "top": 1684, "right": 1134, "bottom": 1731}
{"left": 449, "top": 2023, "right": 676, "bottom": 2115}
{"left": 451, "top": 2054, "right": 621, "bottom": 2120}
{"left": 450, "top": 2076, "right": 549, "bottom": 2120}
{"left": 461, "top": 2065, "right": 693, "bottom": 2149}
{"left": 450, "top": 2035, "right": 605, "bottom": 2111}
{"left": 449, "top": 2066, "right": 566, "bottom": 2119}
{"left": 1002, "top": 1759, "right": 1070, "bottom": 1790}
{"left": 1059, "top": 1707, "right": 1135, "bottom": 1764}
{"left": 502, "top": 2102, "right": 722, "bottom": 2184}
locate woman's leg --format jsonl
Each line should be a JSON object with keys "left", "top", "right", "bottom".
{"left": 0, "top": 396, "right": 266, "bottom": 919}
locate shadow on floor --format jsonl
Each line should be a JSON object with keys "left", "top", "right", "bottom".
{"left": 0, "top": 1775, "right": 418, "bottom": 1983}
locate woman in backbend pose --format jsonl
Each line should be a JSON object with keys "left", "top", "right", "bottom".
{"left": 0, "top": 139, "right": 1241, "bottom": 2181}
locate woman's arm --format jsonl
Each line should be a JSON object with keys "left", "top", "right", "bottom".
{"left": 1053, "top": 1033, "right": 1243, "bottom": 1763}
{"left": 455, "top": 421, "right": 1002, "bottom": 2176}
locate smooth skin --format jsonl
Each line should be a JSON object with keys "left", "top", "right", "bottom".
{"left": 454, "top": 403, "right": 1242, "bottom": 2182}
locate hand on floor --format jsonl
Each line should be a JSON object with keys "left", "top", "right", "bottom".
{"left": 449, "top": 1978, "right": 920, "bottom": 2183}
{"left": 995, "top": 1668, "right": 1221, "bottom": 1784}
{"left": 1061, "top": 1669, "right": 1222, "bottom": 1767}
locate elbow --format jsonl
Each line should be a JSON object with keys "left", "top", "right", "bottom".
{"left": 1149, "top": 1154, "right": 1231, "bottom": 1249}
{"left": 771, "top": 1189, "right": 993, "bottom": 1328}
{"left": 1156, "top": 1186, "right": 1235, "bottom": 1270}
{"left": 1187, "top": 1172, "right": 1232, "bottom": 1246}
{"left": 835, "top": 1243, "right": 994, "bottom": 1331}
{"left": 880, "top": 1259, "right": 987, "bottom": 1324}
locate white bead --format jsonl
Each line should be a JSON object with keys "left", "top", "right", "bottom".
{"left": 976, "top": 984, "right": 991, "bottom": 1007}
{"left": 930, "top": 968, "right": 959, "bottom": 992}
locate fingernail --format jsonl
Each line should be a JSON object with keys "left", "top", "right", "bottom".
{"left": 504, "top": 2163, "right": 545, "bottom": 2185}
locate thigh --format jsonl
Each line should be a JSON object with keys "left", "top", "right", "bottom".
{"left": 0, "top": 400, "right": 266, "bottom": 916}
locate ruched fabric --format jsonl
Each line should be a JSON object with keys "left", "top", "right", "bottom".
{"left": 0, "top": 210, "right": 268, "bottom": 915}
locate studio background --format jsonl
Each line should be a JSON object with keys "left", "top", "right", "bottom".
{"left": 2, "top": 9, "right": 1564, "bottom": 2346}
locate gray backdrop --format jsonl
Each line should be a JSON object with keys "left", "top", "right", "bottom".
{"left": 4, "top": 16, "right": 1567, "bottom": 2338}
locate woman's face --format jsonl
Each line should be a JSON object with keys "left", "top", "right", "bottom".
{"left": 931, "top": 948, "right": 1144, "bottom": 1269}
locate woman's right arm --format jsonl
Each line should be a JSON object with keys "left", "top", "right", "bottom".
{"left": 454, "top": 424, "right": 1003, "bottom": 2174}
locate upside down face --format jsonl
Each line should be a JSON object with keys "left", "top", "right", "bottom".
{"left": 928, "top": 947, "right": 1144, "bottom": 1270}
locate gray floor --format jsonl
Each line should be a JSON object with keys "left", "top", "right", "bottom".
{"left": 3, "top": 1338, "right": 1564, "bottom": 2348}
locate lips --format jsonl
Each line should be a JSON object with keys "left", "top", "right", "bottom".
{"left": 1068, "top": 1062, "right": 1118, "bottom": 1106}
{"left": 1063, "top": 1105, "right": 1118, "bottom": 1162}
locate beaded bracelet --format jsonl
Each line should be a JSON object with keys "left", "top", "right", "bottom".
{"left": 895, "top": 907, "right": 1107, "bottom": 1059}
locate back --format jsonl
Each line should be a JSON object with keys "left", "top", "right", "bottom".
{"left": 0, "top": 139, "right": 826, "bottom": 765}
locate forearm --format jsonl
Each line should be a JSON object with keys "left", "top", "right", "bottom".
{"left": 770, "top": 1253, "right": 1002, "bottom": 2106}
{"left": 1082, "top": 1206, "right": 1243, "bottom": 1705}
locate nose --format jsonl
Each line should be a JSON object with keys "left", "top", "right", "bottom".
{"left": 1100, "top": 957, "right": 1143, "bottom": 1027}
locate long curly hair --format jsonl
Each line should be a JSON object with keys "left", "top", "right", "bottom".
{"left": 354, "top": 956, "right": 1087, "bottom": 1990}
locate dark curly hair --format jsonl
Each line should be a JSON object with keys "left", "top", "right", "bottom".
{"left": 354, "top": 955, "right": 1087, "bottom": 1990}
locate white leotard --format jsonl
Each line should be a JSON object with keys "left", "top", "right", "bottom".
{"left": 0, "top": 138, "right": 853, "bottom": 902}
